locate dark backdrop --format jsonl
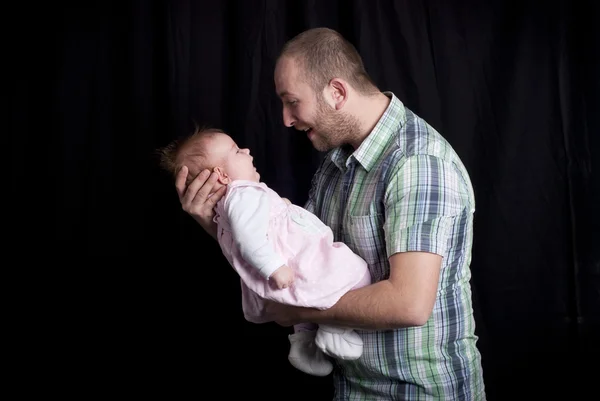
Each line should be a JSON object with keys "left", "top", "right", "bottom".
{"left": 9, "top": 1, "right": 599, "bottom": 400}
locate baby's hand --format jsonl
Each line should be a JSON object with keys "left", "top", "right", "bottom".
{"left": 271, "top": 265, "right": 294, "bottom": 289}
{"left": 281, "top": 197, "right": 292, "bottom": 205}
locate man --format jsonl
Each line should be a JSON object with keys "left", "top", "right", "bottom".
{"left": 175, "top": 27, "right": 485, "bottom": 400}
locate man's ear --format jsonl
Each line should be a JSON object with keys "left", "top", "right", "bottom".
{"left": 326, "top": 78, "right": 348, "bottom": 110}
{"left": 214, "top": 167, "right": 230, "bottom": 184}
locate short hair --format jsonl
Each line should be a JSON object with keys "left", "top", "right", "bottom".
{"left": 156, "top": 125, "right": 225, "bottom": 179}
{"left": 278, "top": 27, "right": 378, "bottom": 95}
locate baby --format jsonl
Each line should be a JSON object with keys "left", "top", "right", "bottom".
{"left": 158, "top": 127, "right": 372, "bottom": 376}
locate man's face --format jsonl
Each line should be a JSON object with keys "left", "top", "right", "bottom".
{"left": 274, "top": 56, "right": 359, "bottom": 152}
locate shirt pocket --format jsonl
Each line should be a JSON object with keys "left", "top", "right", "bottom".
{"left": 346, "top": 214, "right": 387, "bottom": 282}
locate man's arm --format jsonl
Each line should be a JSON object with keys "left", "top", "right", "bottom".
{"left": 269, "top": 155, "right": 463, "bottom": 330}
{"left": 296, "top": 251, "right": 442, "bottom": 330}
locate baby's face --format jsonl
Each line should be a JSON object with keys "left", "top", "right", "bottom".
{"left": 210, "top": 134, "right": 260, "bottom": 183}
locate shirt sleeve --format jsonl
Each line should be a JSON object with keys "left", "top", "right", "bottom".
{"left": 383, "top": 154, "right": 466, "bottom": 258}
{"left": 225, "top": 186, "right": 286, "bottom": 279}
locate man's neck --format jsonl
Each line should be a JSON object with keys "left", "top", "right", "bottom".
{"left": 348, "top": 92, "right": 391, "bottom": 149}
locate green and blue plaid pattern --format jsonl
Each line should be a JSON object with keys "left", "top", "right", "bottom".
{"left": 305, "top": 93, "right": 485, "bottom": 400}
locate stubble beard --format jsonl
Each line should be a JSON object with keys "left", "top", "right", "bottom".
{"left": 310, "top": 96, "right": 362, "bottom": 152}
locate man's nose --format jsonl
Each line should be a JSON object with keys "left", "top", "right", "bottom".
{"left": 283, "top": 107, "right": 296, "bottom": 128}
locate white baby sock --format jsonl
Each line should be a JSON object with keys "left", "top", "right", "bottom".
{"left": 288, "top": 331, "right": 333, "bottom": 376}
{"left": 314, "top": 325, "right": 363, "bottom": 360}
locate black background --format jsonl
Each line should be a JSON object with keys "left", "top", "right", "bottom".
{"left": 8, "top": 1, "right": 598, "bottom": 400}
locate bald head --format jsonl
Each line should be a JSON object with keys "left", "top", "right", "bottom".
{"left": 277, "top": 27, "right": 379, "bottom": 96}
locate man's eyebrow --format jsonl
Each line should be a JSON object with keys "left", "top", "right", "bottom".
{"left": 278, "top": 90, "right": 292, "bottom": 98}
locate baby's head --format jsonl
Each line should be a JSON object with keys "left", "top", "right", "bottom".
{"left": 158, "top": 126, "right": 260, "bottom": 187}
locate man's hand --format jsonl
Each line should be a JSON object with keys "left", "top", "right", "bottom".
{"left": 175, "top": 166, "right": 226, "bottom": 239}
{"left": 270, "top": 265, "right": 295, "bottom": 289}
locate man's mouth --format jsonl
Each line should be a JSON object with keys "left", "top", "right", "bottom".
{"left": 303, "top": 127, "right": 314, "bottom": 137}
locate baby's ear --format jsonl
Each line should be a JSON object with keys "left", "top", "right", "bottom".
{"left": 214, "top": 167, "right": 230, "bottom": 184}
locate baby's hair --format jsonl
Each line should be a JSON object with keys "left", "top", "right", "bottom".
{"left": 157, "top": 124, "right": 226, "bottom": 179}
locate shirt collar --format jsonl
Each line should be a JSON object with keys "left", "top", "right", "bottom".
{"left": 329, "top": 92, "right": 406, "bottom": 172}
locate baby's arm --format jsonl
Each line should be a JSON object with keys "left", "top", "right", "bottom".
{"left": 226, "top": 186, "right": 293, "bottom": 288}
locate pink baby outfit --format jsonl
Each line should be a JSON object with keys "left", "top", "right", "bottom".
{"left": 213, "top": 180, "right": 371, "bottom": 324}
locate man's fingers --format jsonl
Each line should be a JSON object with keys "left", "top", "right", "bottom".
{"left": 190, "top": 170, "right": 219, "bottom": 204}
{"left": 175, "top": 166, "right": 189, "bottom": 199}
{"left": 182, "top": 169, "right": 213, "bottom": 206}
{"left": 206, "top": 185, "right": 227, "bottom": 208}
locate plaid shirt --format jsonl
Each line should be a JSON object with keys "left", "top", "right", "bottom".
{"left": 305, "top": 93, "right": 486, "bottom": 400}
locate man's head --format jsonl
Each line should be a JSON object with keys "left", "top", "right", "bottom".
{"left": 274, "top": 27, "right": 379, "bottom": 151}
{"left": 158, "top": 127, "right": 259, "bottom": 186}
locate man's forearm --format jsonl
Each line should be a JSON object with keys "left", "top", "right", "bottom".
{"left": 298, "top": 280, "right": 427, "bottom": 330}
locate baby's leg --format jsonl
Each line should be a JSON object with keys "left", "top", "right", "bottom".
{"left": 288, "top": 323, "right": 332, "bottom": 376}
{"left": 314, "top": 270, "right": 369, "bottom": 360}
{"left": 315, "top": 325, "right": 364, "bottom": 360}
{"left": 294, "top": 322, "right": 317, "bottom": 333}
